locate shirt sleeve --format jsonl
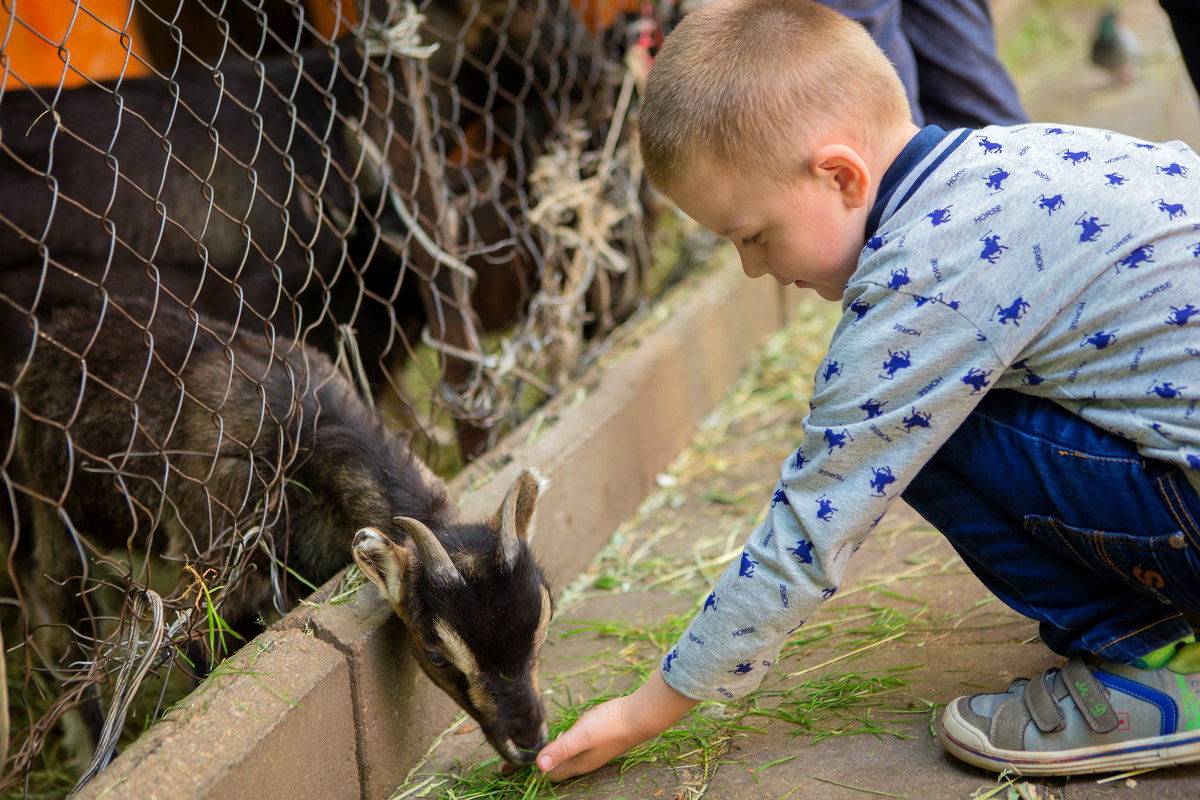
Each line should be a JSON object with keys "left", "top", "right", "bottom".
{"left": 659, "top": 280, "right": 1010, "bottom": 702}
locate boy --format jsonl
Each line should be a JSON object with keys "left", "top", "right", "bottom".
{"left": 538, "top": 0, "right": 1200, "bottom": 780}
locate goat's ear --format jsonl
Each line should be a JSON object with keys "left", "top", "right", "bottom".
{"left": 352, "top": 527, "right": 413, "bottom": 616}
{"left": 496, "top": 468, "right": 545, "bottom": 565}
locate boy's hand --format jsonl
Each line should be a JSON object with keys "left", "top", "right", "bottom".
{"left": 536, "top": 669, "right": 699, "bottom": 781}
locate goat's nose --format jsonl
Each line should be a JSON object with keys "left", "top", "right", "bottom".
{"left": 509, "top": 732, "right": 548, "bottom": 764}
{"left": 509, "top": 714, "right": 548, "bottom": 760}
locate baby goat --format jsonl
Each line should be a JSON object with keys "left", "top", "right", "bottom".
{"left": 9, "top": 297, "right": 552, "bottom": 765}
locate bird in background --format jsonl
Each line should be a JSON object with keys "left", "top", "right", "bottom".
{"left": 1090, "top": 7, "right": 1142, "bottom": 85}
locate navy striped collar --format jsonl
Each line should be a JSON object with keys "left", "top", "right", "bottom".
{"left": 865, "top": 125, "right": 960, "bottom": 241}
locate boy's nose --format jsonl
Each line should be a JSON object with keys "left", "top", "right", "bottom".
{"left": 739, "top": 252, "right": 771, "bottom": 280}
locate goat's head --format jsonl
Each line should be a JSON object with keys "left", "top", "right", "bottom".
{"left": 351, "top": 469, "right": 552, "bottom": 764}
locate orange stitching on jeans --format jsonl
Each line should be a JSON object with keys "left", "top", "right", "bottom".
{"left": 1097, "top": 612, "right": 1190, "bottom": 653}
{"left": 1156, "top": 473, "right": 1200, "bottom": 544}
{"left": 1054, "top": 449, "right": 1140, "bottom": 465}
{"left": 1039, "top": 515, "right": 1123, "bottom": 574}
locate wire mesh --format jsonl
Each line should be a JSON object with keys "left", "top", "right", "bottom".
{"left": 0, "top": 0, "right": 675, "bottom": 791}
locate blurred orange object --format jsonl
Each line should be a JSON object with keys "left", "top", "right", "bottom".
{"left": 304, "top": 0, "right": 357, "bottom": 41}
{"left": 570, "top": 0, "right": 644, "bottom": 33}
{"left": 1, "top": 0, "right": 152, "bottom": 90}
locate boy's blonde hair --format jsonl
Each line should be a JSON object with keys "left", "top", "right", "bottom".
{"left": 639, "top": 0, "right": 912, "bottom": 190}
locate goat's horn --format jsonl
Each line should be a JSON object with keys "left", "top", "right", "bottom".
{"left": 496, "top": 469, "right": 542, "bottom": 566}
{"left": 394, "top": 516, "right": 461, "bottom": 585}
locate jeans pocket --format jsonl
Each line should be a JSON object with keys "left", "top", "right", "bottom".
{"left": 1023, "top": 514, "right": 1200, "bottom": 609}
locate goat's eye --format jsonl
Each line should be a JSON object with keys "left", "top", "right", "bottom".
{"left": 425, "top": 649, "right": 449, "bottom": 667}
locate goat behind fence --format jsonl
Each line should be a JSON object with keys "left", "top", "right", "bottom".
{"left": 0, "top": 0, "right": 672, "bottom": 791}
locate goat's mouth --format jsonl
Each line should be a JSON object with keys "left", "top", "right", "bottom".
{"left": 489, "top": 723, "right": 549, "bottom": 766}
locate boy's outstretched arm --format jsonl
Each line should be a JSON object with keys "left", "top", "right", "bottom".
{"left": 536, "top": 669, "right": 700, "bottom": 780}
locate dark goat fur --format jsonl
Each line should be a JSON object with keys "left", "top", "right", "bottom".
{"left": 0, "top": 3, "right": 622, "bottom": 458}
{"left": 0, "top": 34, "right": 426, "bottom": 368}
{"left": 11, "top": 296, "right": 552, "bottom": 764}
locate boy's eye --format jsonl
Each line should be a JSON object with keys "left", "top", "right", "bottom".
{"left": 741, "top": 232, "right": 762, "bottom": 246}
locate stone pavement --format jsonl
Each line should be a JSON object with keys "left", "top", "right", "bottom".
{"left": 400, "top": 1, "right": 1200, "bottom": 798}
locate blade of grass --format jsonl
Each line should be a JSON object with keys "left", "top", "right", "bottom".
{"left": 806, "top": 773, "right": 908, "bottom": 798}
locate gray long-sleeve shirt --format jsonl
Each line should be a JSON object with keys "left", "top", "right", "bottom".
{"left": 662, "top": 123, "right": 1200, "bottom": 702}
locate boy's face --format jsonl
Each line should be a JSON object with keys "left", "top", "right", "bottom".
{"left": 668, "top": 159, "right": 868, "bottom": 301}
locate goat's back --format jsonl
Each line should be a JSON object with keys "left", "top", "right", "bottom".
{"left": 0, "top": 45, "right": 365, "bottom": 279}
{"left": 16, "top": 301, "right": 329, "bottom": 556}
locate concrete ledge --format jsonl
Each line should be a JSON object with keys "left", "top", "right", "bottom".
{"left": 76, "top": 259, "right": 791, "bottom": 799}
{"left": 76, "top": 630, "right": 357, "bottom": 800}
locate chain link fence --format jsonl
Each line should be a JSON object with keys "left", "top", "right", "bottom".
{"left": 0, "top": 0, "right": 680, "bottom": 791}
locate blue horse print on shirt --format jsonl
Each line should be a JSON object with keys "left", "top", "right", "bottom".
{"left": 1117, "top": 245, "right": 1155, "bottom": 272}
{"left": 1156, "top": 198, "right": 1187, "bottom": 219}
{"left": 1076, "top": 213, "right": 1109, "bottom": 243}
{"left": 980, "top": 233, "right": 1009, "bottom": 264}
{"left": 1147, "top": 381, "right": 1187, "bottom": 399}
{"left": 789, "top": 538, "right": 814, "bottom": 565}
{"left": 927, "top": 206, "right": 953, "bottom": 226}
{"left": 1166, "top": 305, "right": 1200, "bottom": 326}
{"left": 860, "top": 398, "right": 887, "bottom": 419}
{"left": 1036, "top": 193, "right": 1066, "bottom": 215}
{"left": 888, "top": 268, "right": 912, "bottom": 290}
{"left": 870, "top": 466, "right": 896, "bottom": 497}
{"left": 978, "top": 137, "right": 1003, "bottom": 154}
{"left": 900, "top": 408, "right": 932, "bottom": 432}
{"left": 985, "top": 168, "right": 1009, "bottom": 192}
{"left": 992, "top": 296, "right": 1029, "bottom": 325}
{"left": 824, "top": 427, "right": 854, "bottom": 453}
{"left": 962, "top": 367, "right": 993, "bottom": 394}
{"left": 1083, "top": 329, "right": 1119, "bottom": 349}
{"left": 772, "top": 487, "right": 790, "bottom": 508}
{"left": 815, "top": 494, "right": 838, "bottom": 521}
{"left": 880, "top": 349, "right": 912, "bottom": 380}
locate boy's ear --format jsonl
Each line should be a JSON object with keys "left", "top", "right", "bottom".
{"left": 809, "top": 144, "right": 871, "bottom": 209}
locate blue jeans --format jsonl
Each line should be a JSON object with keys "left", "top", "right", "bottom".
{"left": 901, "top": 390, "right": 1200, "bottom": 665}
{"left": 825, "top": 0, "right": 1027, "bottom": 128}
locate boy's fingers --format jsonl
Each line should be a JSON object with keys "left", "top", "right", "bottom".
{"left": 535, "top": 741, "right": 566, "bottom": 773}
{"left": 537, "top": 723, "right": 587, "bottom": 774}
{"left": 537, "top": 710, "right": 612, "bottom": 779}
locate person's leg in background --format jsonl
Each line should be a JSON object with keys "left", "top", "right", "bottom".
{"left": 1159, "top": 0, "right": 1200, "bottom": 97}
{"left": 824, "top": 0, "right": 1027, "bottom": 128}
{"left": 822, "top": 0, "right": 926, "bottom": 124}
{"left": 899, "top": 0, "right": 1028, "bottom": 127}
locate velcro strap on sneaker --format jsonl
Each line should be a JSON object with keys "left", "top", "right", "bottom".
{"left": 1061, "top": 655, "right": 1119, "bottom": 734}
{"left": 1023, "top": 667, "right": 1066, "bottom": 733}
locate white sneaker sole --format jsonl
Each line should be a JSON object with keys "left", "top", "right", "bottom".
{"left": 938, "top": 702, "right": 1200, "bottom": 776}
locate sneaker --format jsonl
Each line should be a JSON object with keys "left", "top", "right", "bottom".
{"left": 937, "top": 654, "right": 1200, "bottom": 775}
